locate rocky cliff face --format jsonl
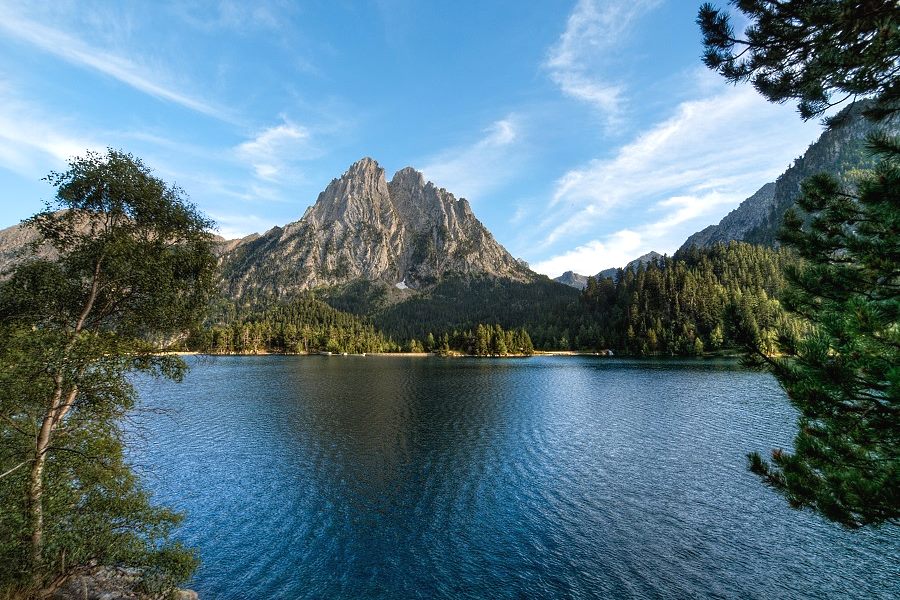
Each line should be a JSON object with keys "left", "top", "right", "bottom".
{"left": 679, "top": 103, "right": 896, "bottom": 252}
{"left": 554, "top": 251, "right": 664, "bottom": 289}
{"left": 220, "top": 157, "right": 532, "bottom": 300}
{"left": 680, "top": 183, "right": 777, "bottom": 250}
{"left": 0, "top": 220, "right": 41, "bottom": 274}
{"left": 553, "top": 271, "right": 590, "bottom": 290}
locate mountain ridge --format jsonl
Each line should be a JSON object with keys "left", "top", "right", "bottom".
{"left": 679, "top": 102, "right": 897, "bottom": 252}
{"left": 218, "top": 157, "right": 533, "bottom": 303}
{"left": 553, "top": 251, "right": 664, "bottom": 289}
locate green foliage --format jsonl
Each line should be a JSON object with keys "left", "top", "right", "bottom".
{"left": 577, "top": 242, "right": 798, "bottom": 355}
{"left": 0, "top": 149, "right": 213, "bottom": 593}
{"left": 698, "top": 1, "right": 900, "bottom": 122}
{"left": 326, "top": 274, "right": 579, "bottom": 350}
{"left": 432, "top": 324, "right": 533, "bottom": 356}
{"left": 0, "top": 331, "right": 199, "bottom": 590}
{"left": 190, "top": 295, "right": 398, "bottom": 354}
{"left": 195, "top": 294, "right": 536, "bottom": 358}
{"left": 700, "top": 1, "right": 899, "bottom": 527}
{"left": 746, "top": 137, "right": 900, "bottom": 528}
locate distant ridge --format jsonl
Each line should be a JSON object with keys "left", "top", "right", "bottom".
{"left": 553, "top": 271, "right": 590, "bottom": 290}
{"left": 595, "top": 251, "right": 662, "bottom": 281}
{"left": 553, "top": 251, "right": 663, "bottom": 289}
{"left": 679, "top": 102, "right": 896, "bottom": 252}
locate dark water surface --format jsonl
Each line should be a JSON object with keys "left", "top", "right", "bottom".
{"left": 130, "top": 356, "right": 898, "bottom": 599}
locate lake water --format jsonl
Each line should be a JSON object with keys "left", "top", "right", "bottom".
{"left": 130, "top": 356, "right": 899, "bottom": 599}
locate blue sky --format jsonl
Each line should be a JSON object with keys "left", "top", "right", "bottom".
{"left": 0, "top": 0, "right": 825, "bottom": 276}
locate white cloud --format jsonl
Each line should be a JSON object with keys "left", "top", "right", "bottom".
{"left": 0, "top": 83, "right": 102, "bottom": 178}
{"left": 419, "top": 117, "right": 523, "bottom": 201}
{"left": 539, "top": 82, "right": 822, "bottom": 251}
{"left": 545, "top": 0, "right": 660, "bottom": 122}
{"left": 209, "top": 212, "right": 276, "bottom": 240}
{"left": 0, "top": 10, "right": 230, "bottom": 121}
{"left": 235, "top": 120, "right": 313, "bottom": 181}
{"left": 532, "top": 230, "right": 643, "bottom": 277}
{"left": 643, "top": 192, "right": 736, "bottom": 238}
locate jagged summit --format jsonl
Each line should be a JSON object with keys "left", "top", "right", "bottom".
{"left": 219, "top": 157, "right": 532, "bottom": 300}
{"left": 391, "top": 165, "right": 425, "bottom": 185}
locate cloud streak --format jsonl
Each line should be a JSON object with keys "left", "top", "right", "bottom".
{"left": 545, "top": 0, "right": 660, "bottom": 122}
{"left": 0, "top": 82, "right": 102, "bottom": 178}
{"left": 236, "top": 120, "right": 313, "bottom": 181}
{"left": 537, "top": 81, "right": 821, "bottom": 253}
{"left": 0, "top": 11, "right": 231, "bottom": 122}
{"left": 420, "top": 117, "right": 523, "bottom": 201}
{"left": 527, "top": 67, "right": 825, "bottom": 276}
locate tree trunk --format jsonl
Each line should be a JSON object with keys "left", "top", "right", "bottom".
{"left": 28, "top": 383, "right": 77, "bottom": 584}
{"left": 27, "top": 256, "right": 100, "bottom": 584}
{"left": 28, "top": 410, "right": 54, "bottom": 583}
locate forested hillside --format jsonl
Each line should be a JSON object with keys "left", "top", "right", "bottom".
{"left": 190, "top": 296, "right": 397, "bottom": 354}
{"left": 329, "top": 275, "right": 579, "bottom": 349}
{"left": 197, "top": 241, "right": 801, "bottom": 357}
{"left": 572, "top": 242, "right": 800, "bottom": 355}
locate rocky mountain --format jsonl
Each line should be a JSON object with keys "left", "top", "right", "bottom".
{"left": 553, "top": 271, "right": 590, "bottom": 290}
{"left": 0, "top": 220, "right": 40, "bottom": 274}
{"left": 680, "top": 183, "right": 776, "bottom": 251}
{"left": 554, "top": 251, "right": 664, "bottom": 289}
{"left": 596, "top": 251, "right": 663, "bottom": 281}
{"left": 219, "top": 158, "right": 532, "bottom": 301}
{"left": 680, "top": 102, "right": 896, "bottom": 252}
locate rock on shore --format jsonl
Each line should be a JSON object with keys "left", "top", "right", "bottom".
{"left": 47, "top": 566, "right": 197, "bottom": 600}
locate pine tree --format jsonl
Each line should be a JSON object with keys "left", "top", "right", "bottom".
{"left": 699, "top": 1, "right": 900, "bottom": 526}
{"left": 747, "top": 137, "right": 899, "bottom": 527}
{"left": 698, "top": 1, "right": 899, "bottom": 122}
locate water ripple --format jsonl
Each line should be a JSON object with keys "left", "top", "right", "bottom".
{"left": 128, "top": 356, "right": 900, "bottom": 599}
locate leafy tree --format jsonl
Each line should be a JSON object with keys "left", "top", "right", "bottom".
{"left": 698, "top": 0, "right": 899, "bottom": 122}
{"left": 0, "top": 149, "right": 215, "bottom": 591}
{"left": 700, "top": 1, "right": 899, "bottom": 526}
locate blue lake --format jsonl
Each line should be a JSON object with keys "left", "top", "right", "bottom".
{"left": 130, "top": 356, "right": 899, "bottom": 599}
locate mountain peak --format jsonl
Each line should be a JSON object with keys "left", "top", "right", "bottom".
{"left": 391, "top": 166, "right": 426, "bottom": 187}
{"left": 348, "top": 156, "right": 380, "bottom": 170}
{"left": 218, "top": 156, "right": 532, "bottom": 297}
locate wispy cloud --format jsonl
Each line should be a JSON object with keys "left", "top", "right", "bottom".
{"left": 208, "top": 212, "right": 275, "bottom": 240}
{"left": 419, "top": 117, "right": 523, "bottom": 201}
{"left": 235, "top": 120, "right": 313, "bottom": 181}
{"left": 0, "top": 10, "right": 231, "bottom": 122}
{"left": 0, "top": 83, "right": 101, "bottom": 178}
{"left": 538, "top": 80, "right": 821, "bottom": 252}
{"left": 545, "top": 0, "right": 661, "bottom": 124}
{"left": 642, "top": 192, "right": 736, "bottom": 238}
{"left": 174, "top": 0, "right": 284, "bottom": 33}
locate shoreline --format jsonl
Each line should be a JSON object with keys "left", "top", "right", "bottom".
{"left": 162, "top": 351, "right": 744, "bottom": 359}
